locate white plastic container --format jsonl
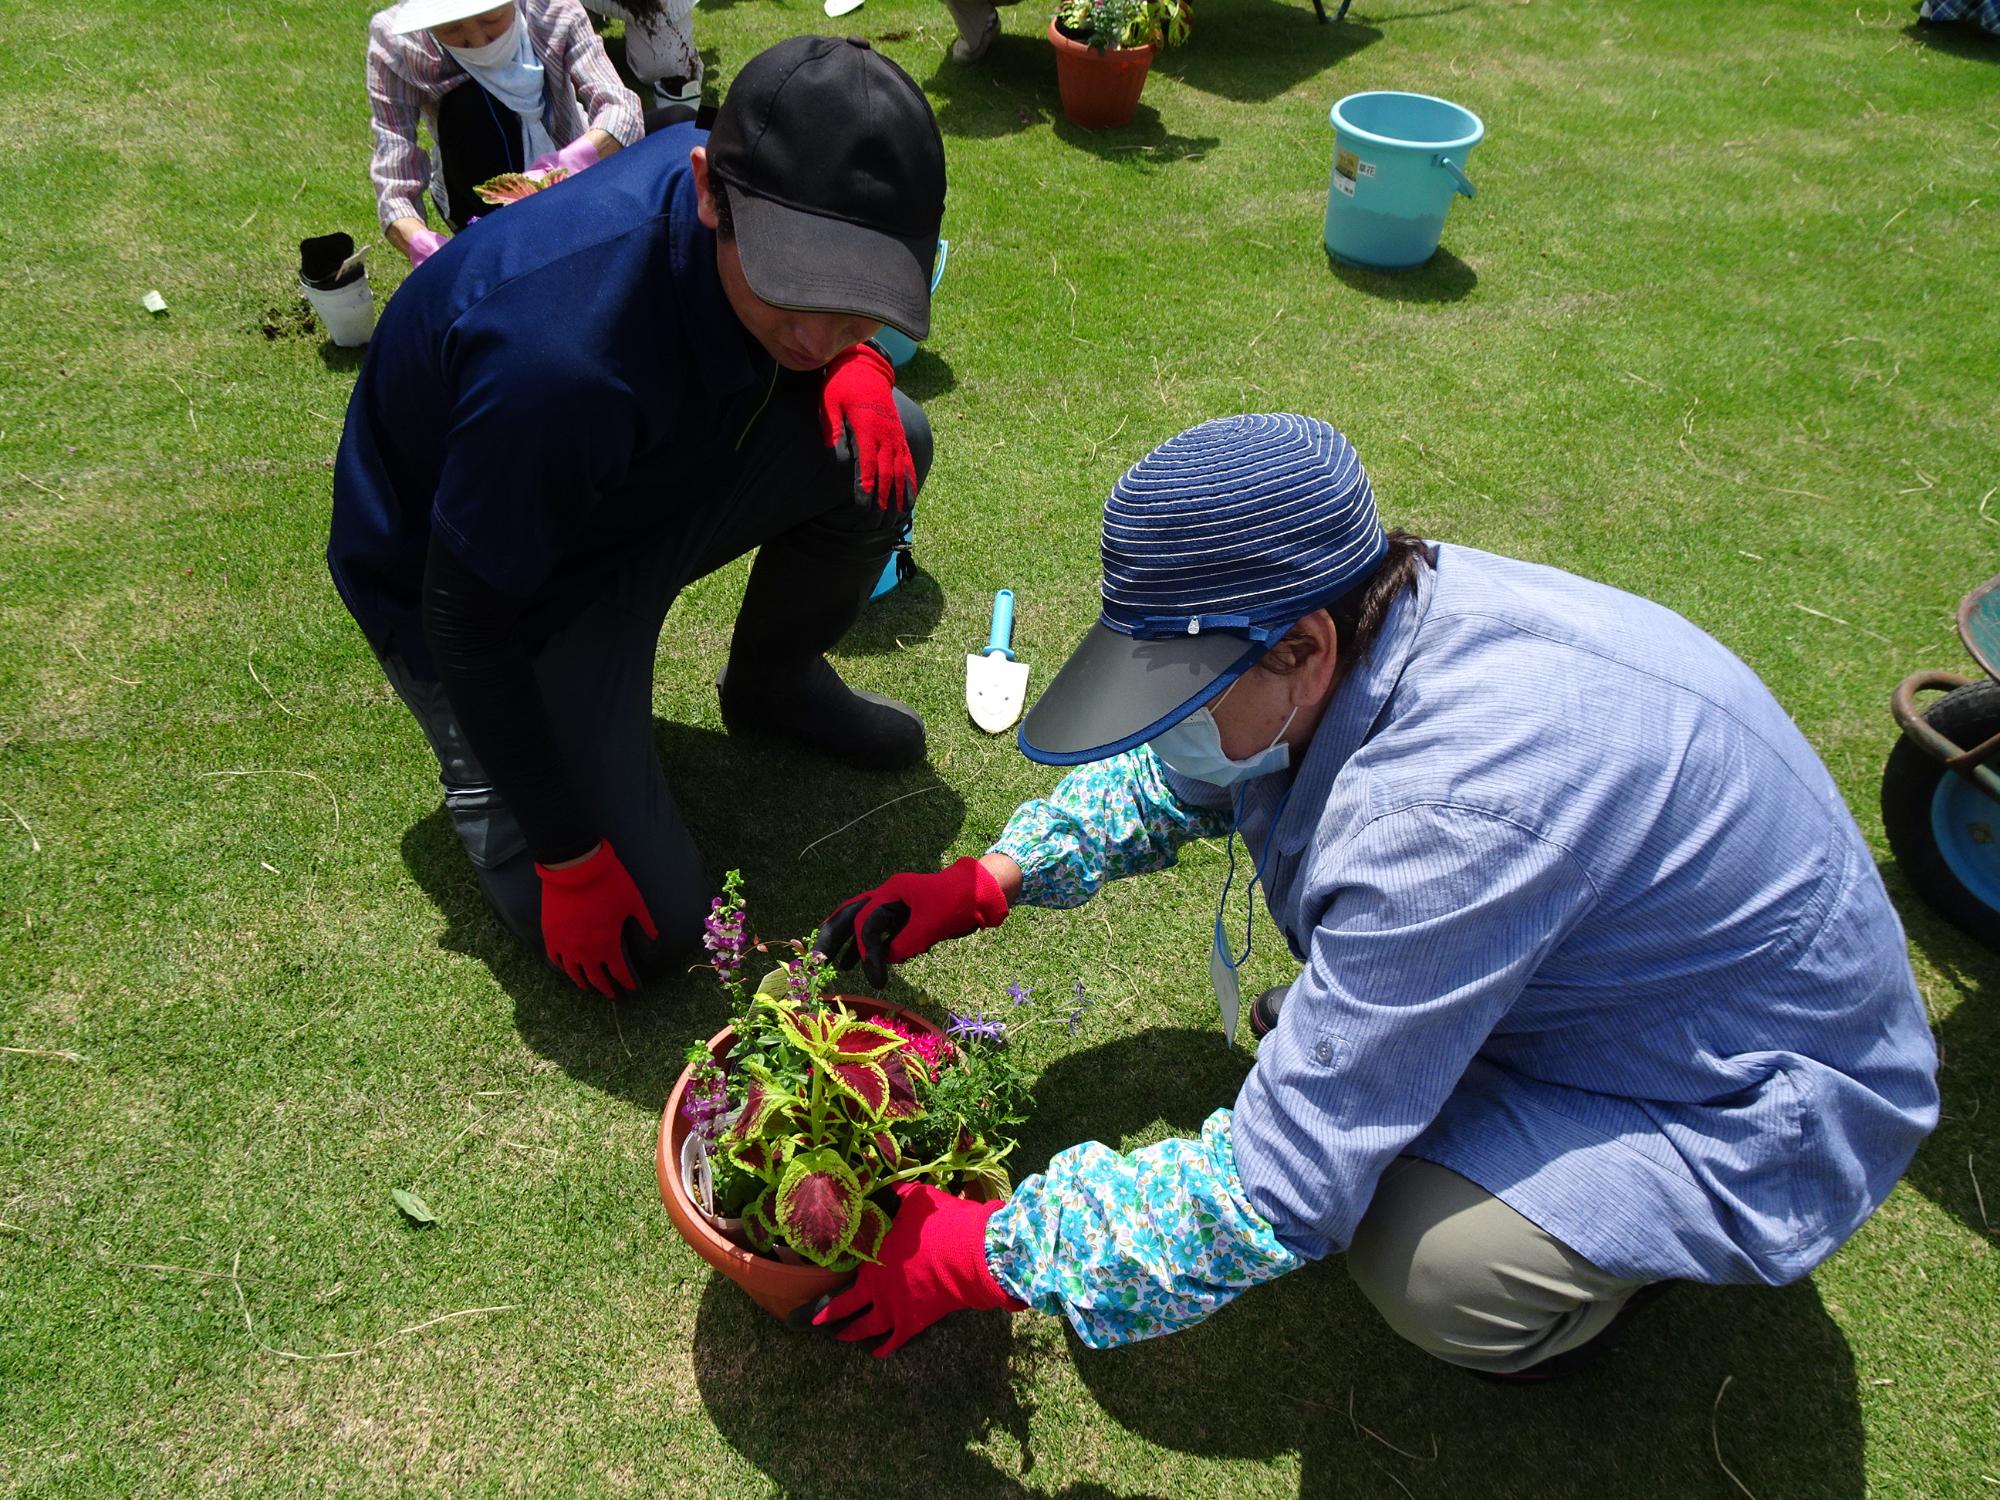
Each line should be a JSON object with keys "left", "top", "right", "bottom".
{"left": 300, "top": 274, "right": 375, "bottom": 347}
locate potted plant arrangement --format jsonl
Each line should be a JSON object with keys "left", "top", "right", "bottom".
{"left": 658, "top": 872, "right": 1090, "bottom": 1323}
{"left": 1048, "top": 0, "right": 1193, "bottom": 130}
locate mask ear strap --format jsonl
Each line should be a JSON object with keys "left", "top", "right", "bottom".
{"left": 1268, "top": 705, "right": 1299, "bottom": 752}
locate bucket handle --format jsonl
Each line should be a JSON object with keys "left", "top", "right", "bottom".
{"left": 1438, "top": 155, "right": 1476, "bottom": 199}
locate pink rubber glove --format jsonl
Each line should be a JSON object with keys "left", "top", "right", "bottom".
{"left": 527, "top": 136, "right": 601, "bottom": 178}
{"left": 818, "top": 344, "right": 915, "bottom": 512}
{"left": 535, "top": 840, "right": 659, "bottom": 996}
{"left": 813, "top": 1184, "right": 1027, "bottom": 1356}
{"left": 405, "top": 227, "right": 448, "bottom": 267}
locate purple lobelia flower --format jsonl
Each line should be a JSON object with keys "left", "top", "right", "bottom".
{"left": 1005, "top": 981, "right": 1032, "bottom": 1007}
{"left": 947, "top": 1009, "right": 1007, "bottom": 1045}
{"left": 1065, "top": 978, "right": 1094, "bottom": 1036}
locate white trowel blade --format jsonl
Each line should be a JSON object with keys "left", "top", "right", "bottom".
{"left": 965, "top": 652, "right": 1030, "bottom": 734}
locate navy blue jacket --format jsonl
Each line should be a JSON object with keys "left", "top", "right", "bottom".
{"left": 329, "top": 123, "right": 772, "bottom": 676}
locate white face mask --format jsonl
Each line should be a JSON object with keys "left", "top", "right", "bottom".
{"left": 441, "top": 12, "right": 522, "bottom": 68}
{"left": 1150, "top": 689, "right": 1298, "bottom": 787}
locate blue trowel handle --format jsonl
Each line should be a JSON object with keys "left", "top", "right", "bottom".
{"left": 984, "top": 590, "right": 1016, "bottom": 661}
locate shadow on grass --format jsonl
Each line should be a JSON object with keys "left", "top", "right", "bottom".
{"left": 1901, "top": 17, "right": 2000, "bottom": 59}
{"left": 688, "top": 1027, "right": 1866, "bottom": 1496}
{"left": 1156, "top": 0, "right": 1382, "bottom": 104}
{"left": 315, "top": 341, "right": 367, "bottom": 372}
{"left": 1052, "top": 106, "right": 1222, "bottom": 165}
{"left": 1325, "top": 245, "right": 1478, "bottom": 302}
{"left": 692, "top": 1279, "right": 1046, "bottom": 1497}
{"left": 1033, "top": 1029, "right": 1864, "bottom": 1499}
{"left": 1067, "top": 1273, "right": 1863, "bottom": 1498}
{"left": 398, "top": 721, "right": 967, "bottom": 1113}
{"left": 841, "top": 566, "right": 947, "bottom": 655}
{"left": 1881, "top": 864, "right": 1998, "bottom": 1247}
{"left": 920, "top": 0, "right": 1375, "bottom": 144}
{"left": 895, "top": 347, "right": 957, "bottom": 403}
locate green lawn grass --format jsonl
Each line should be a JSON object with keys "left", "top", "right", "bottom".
{"left": 2, "top": 0, "right": 1996, "bottom": 1493}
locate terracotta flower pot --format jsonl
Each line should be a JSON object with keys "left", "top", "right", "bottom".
{"left": 656, "top": 995, "right": 946, "bottom": 1325}
{"left": 1048, "top": 19, "right": 1156, "bottom": 130}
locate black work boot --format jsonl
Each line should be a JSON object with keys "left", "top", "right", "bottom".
{"left": 1248, "top": 984, "right": 1290, "bottom": 1039}
{"left": 719, "top": 536, "right": 926, "bottom": 772}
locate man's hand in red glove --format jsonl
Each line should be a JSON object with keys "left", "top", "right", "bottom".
{"left": 818, "top": 344, "right": 914, "bottom": 513}
{"left": 535, "top": 840, "right": 659, "bottom": 996}
{"left": 813, "top": 1184, "right": 1027, "bottom": 1356}
{"left": 814, "top": 856, "right": 1009, "bottom": 987}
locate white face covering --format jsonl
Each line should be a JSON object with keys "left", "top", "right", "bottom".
{"left": 440, "top": 8, "right": 549, "bottom": 130}
{"left": 1148, "top": 678, "right": 1302, "bottom": 1046}
{"left": 1150, "top": 683, "right": 1298, "bottom": 788}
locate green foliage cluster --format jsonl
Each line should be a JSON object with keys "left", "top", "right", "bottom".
{"left": 1053, "top": 0, "right": 1192, "bottom": 52}
{"left": 679, "top": 875, "right": 1023, "bottom": 1268}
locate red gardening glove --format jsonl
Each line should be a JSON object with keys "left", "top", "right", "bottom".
{"left": 818, "top": 343, "right": 914, "bottom": 513}
{"left": 814, "top": 1184, "right": 1027, "bottom": 1356}
{"left": 534, "top": 840, "right": 659, "bottom": 996}
{"left": 813, "top": 856, "right": 1009, "bottom": 987}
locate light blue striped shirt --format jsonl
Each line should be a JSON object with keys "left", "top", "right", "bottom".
{"left": 986, "top": 544, "right": 1938, "bottom": 1345}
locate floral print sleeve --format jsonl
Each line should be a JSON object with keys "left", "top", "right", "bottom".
{"left": 987, "top": 746, "right": 1232, "bottom": 909}
{"left": 983, "top": 1109, "right": 1305, "bottom": 1348}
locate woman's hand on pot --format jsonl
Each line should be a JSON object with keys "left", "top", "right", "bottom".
{"left": 813, "top": 1184, "right": 1026, "bottom": 1356}
{"left": 813, "top": 855, "right": 1015, "bottom": 987}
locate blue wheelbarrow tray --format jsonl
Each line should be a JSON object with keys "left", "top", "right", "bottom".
{"left": 1890, "top": 571, "right": 2000, "bottom": 802}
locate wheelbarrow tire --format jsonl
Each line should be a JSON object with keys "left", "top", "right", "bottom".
{"left": 1880, "top": 678, "right": 2000, "bottom": 950}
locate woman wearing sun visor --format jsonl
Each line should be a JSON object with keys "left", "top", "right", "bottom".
{"left": 810, "top": 413, "right": 1937, "bottom": 1376}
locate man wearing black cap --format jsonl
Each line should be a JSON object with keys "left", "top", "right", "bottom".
{"left": 812, "top": 414, "right": 1935, "bottom": 1378}
{"left": 328, "top": 36, "right": 946, "bottom": 996}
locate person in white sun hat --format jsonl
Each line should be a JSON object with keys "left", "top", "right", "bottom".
{"left": 366, "top": 0, "right": 642, "bottom": 267}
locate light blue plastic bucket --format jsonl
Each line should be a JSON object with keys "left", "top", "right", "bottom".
{"left": 874, "top": 238, "right": 949, "bottom": 367}
{"left": 1324, "top": 92, "right": 1483, "bottom": 270}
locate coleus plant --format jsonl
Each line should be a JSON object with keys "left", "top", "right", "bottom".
{"left": 472, "top": 167, "right": 571, "bottom": 207}
{"left": 682, "top": 873, "right": 1060, "bottom": 1270}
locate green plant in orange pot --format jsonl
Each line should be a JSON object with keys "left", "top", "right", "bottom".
{"left": 661, "top": 872, "right": 1070, "bottom": 1319}
{"left": 1048, "top": 0, "right": 1192, "bottom": 128}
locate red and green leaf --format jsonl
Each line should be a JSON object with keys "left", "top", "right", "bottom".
{"left": 877, "top": 1053, "right": 922, "bottom": 1121}
{"left": 824, "top": 1056, "right": 890, "bottom": 1116}
{"left": 774, "top": 1148, "right": 862, "bottom": 1266}
{"left": 471, "top": 167, "right": 569, "bottom": 205}
{"left": 849, "top": 1200, "right": 892, "bottom": 1264}
{"left": 778, "top": 1008, "right": 840, "bottom": 1053}
{"left": 741, "top": 1188, "right": 778, "bottom": 1253}
{"left": 871, "top": 1131, "right": 899, "bottom": 1169}
{"left": 829, "top": 1020, "right": 902, "bottom": 1061}
{"left": 727, "top": 1076, "right": 793, "bottom": 1142}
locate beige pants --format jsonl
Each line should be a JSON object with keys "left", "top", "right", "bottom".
{"left": 1346, "top": 1159, "right": 1654, "bottom": 1375}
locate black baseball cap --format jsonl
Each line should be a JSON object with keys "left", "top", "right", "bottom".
{"left": 706, "top": 36, "right": 946, "bottom": 341}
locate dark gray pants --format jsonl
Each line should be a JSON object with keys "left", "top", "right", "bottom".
{"left": 379, "top": 373, "right": 931, "bottom": 963}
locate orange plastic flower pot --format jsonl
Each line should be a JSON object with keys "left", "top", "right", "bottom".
{"left": 656, "top": 995, "right": 947, "bottom": 1324}
{"left": 1048, "top": 20, "right": 1156, "bottom": 130}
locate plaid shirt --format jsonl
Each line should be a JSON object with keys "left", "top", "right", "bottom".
{"left": 1920, "top": 0, "right": 2000, "bottom": 30}
{"left": 367, "top": 0, "right": 643, "bottom": 229}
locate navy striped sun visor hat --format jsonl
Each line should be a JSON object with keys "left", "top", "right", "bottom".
{"left": 1019, "top": 413, "right": 1387, "bottom": 766}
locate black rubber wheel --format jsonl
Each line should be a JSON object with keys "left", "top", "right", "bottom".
{"left": 1881, "top": 678, "right": 2000, "bottom": 950}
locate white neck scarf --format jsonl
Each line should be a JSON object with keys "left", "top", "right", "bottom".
{"left": 442, "top": 10, "right": 549, "bottom": 137}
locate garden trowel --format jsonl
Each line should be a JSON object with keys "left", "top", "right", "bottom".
{"left": 966, "top": 590, "right": 1030, "bottom": 734}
